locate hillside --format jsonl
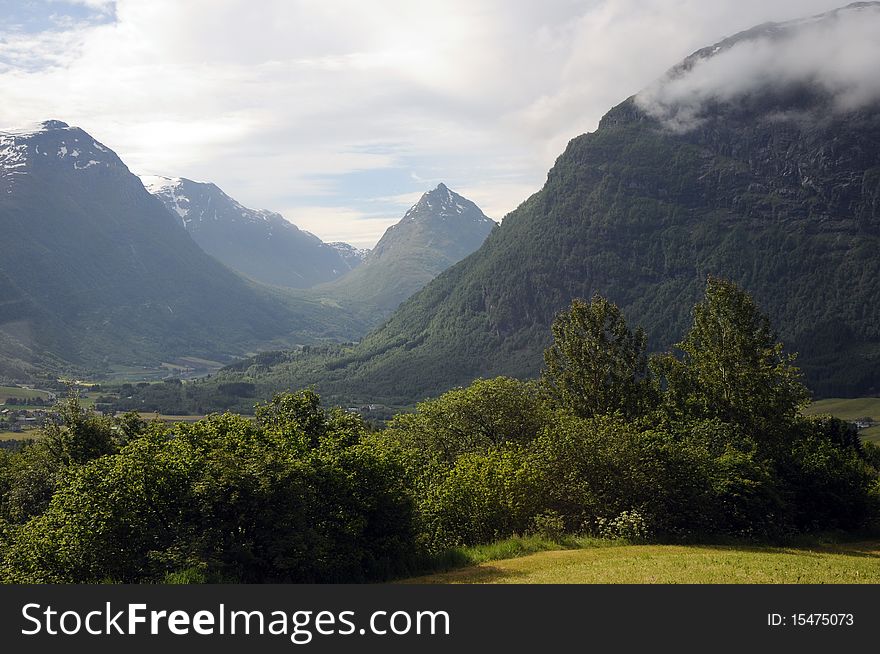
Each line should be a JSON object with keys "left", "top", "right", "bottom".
{"left": 313, "top": 183, "right": 496, "bottom": 318}
{"left": 211, "top": 3, "right": 880, "bottom": 406}
{"left": 0, "top": 121, "right": 360, "bottom": 379}
{"left": 141, "top": 176, "right": 361, "bottom": 288}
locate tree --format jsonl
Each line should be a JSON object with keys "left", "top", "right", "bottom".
{"left": 385, "top": 377, "right": 551, "bottom": 463}
{"left": 658, "top": 277, "right": 810, "bottom": 440}
{"left": 255, "top": 389, "right": 327, "bottom": 449}
{"left": 542, "top": 295, "right": 651, "bottom": 419}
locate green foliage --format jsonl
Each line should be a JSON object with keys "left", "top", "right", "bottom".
{"left": 385, "top": 377, "right": 551, "bottom": 463}
{"left": 0, "top": 393, "right": 415, "bottom": 583}
{"left": 0, "top": 395, "right": 121, "bottom": 524}
{"left": 657, "top": 277, "right": 810, "bottom": 443}
{"left": 1, "top": 283, "right": 877, "bottom": 583}
{"left": 543, "top": 295, "right": 652, "bottom": 419}
{"left": 531, "top": 511, "right": 566, "bottom": 541}
{"left": 417, "top": 445, "right": 541, "bottom": 550}
{"left": 374, "top": 283, "right": 877, "bottom": 552}
{"left": 596, "top": 510, "right": 650, "bottom": 542}
{"left": 255, "top": 388, "right": 327, "bottom": 448}
{"left": 779, "top": 420, "right": 876, "bottom": 532}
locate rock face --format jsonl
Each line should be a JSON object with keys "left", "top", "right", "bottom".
{"left": 0, "top": 121, "right": 352, "bottom": 377}
{"left": 317, "top": 183, "right": 496, "bottom": 316}
{"left": 141, "top": 175, "right": 360, "bottom": 288}
{"left": 249, "top": 4, "right": 880, "bottom": 404}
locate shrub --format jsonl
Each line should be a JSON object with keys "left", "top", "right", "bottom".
{"left": 531, "top": 511, "right": 566, "bottom": 541}
{"left": 595, "top": 510, "right": 651, "bottom": 542}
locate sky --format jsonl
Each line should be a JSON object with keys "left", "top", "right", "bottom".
{"left": 0, "top": 0, "right": 859, "bottom": 247}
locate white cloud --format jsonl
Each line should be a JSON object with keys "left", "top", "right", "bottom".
{"left": 285, "top": 205, "right": 401, "bottom": 248}
{"left": 635, "top": 3, "right": 880, "bottom": 131}
{"left": 0, "top": 0, "right": 857, "bottom": 246}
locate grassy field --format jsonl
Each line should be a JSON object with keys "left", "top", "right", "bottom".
{"left": 805, "top": 397, "right": 880, "bottom": 443}
{"left": 407, "top": 540, "right": 880, "bottom": 584}
{"left": 0, "top": 429, "right": 41, "bottom": 441}
{"left": 0, "top": 385, "right": 53, "bottom": 402}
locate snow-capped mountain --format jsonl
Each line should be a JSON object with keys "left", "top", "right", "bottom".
{"left": 140, "top": 175, "right": 363, "bottom": 288}
{"left": 1, "top": 120, "right": 123, "bottom": 194}
{"left": 399, "top": 182, "right": 495, "bottom": 227}
{"left": 329, "top": 241, "right": 370, "bottom": 268}
{"left": 0, "top": 119, "right": 342, "bottom": 377}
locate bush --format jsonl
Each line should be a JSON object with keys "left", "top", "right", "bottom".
{"left": 595, "top": 510, "right": 651, "bottom": 542}
{"left": 1, "top": 394, "right": 417, "bottom": 583}
{"left": 417, "top": 445, "right": 541, "bottom": 551}
{"left": 531, "top": 511, "right": 565, "bottom": 541}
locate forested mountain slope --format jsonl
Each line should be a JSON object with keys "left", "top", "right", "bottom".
{"left": 217, "top": 4, "right": 880, "bottom": 404}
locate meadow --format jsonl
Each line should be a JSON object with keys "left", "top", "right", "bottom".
{"left": 408, "top": 539, "right": 880, "bottom": 584}
{"left": 0, "top": 386, "right": 53, "bottom": 402}
{"left": 805, "top": 398, "right": 880, "bottom": 442}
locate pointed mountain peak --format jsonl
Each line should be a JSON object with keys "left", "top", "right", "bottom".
{"left": 403, "top": 183, "right": 496, "bottom": 225}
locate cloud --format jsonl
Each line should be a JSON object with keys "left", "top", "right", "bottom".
{"left": 635, "top": 3, "right": 880, "bottom": 131}
{"left": 284, "top": 205, "right": 401, "bottom": 248}
{"left": 0, "top": 0, "right": 857, "bottom": 245}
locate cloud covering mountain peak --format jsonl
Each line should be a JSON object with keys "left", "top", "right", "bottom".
{"left": 635, "top": 2, "right": 880, "bottom": 131}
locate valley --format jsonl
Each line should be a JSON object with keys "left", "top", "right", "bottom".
{"left": 1, "top": 2, "right": 879, "bottom": 594}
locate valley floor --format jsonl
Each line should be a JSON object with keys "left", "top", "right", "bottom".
{"left": 404, "top": 541, "right": 880, "bottom": 584}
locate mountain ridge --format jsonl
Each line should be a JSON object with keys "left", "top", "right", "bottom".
{"left": 203, "top": 4, "right": 880, "bottom": 406}
{"left": 0, "top": 120, "right": 362, "bottom": 379}
{"left": 139, "top": 175, "right": 361, "bottom": 288}
{"left": 312, "top": 183, "right": 497, "bottom": 318}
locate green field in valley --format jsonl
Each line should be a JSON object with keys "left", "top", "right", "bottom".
{"left": 407, "top": 541, "right": 880, "bottom": 584}
{"left": 805, "top": 398, "right": 880, "bottom": 443}
{"left": 0, "top": 429, "right": 42, "bottom": 442}
{"left": 0, "top": 385, "right": 53, "bottom": 402}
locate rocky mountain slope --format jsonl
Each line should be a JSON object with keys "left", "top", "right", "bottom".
{"left": 314, "top": 183, "right": 496, "bottom": 317}
{"left": 141, "top": 176, "right": 362, "bottom": 288}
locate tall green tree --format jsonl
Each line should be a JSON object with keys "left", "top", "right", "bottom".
{"left": 542, "top": 295, "right": 651, "bottom": 419}
{"left": 657, "top": 277, "right": 810, "bottom": 439}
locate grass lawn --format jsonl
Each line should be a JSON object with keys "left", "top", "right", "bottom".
{"left": 406, "top": 541, "right": 880, "bottom": 584}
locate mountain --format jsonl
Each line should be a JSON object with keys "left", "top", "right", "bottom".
{"left": 315, "top": 183, "right": 496, "bottom": 317}
{"left": 328, "top": 242, "right": 369, "bottom": 269}
{"left": 140, "top": 176, "right": 361, "bottom": 288}
{"left": 215, "top": 3, "right": 880, "bottom": 405}
{"left": 0, "top": 120, "right": 359, "bottom": 379}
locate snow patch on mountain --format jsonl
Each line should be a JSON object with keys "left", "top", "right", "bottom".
{"left": 403, "top": 183, "right": 496, "bottom": 225}
{"left": 140, "top": 175, "right": 191, "bottom": 225}
{"left": 1, "top": 120, "right": 114, "bottom": 193}
{"left": 329, "top": 241, "right": 369, "bottom": 269}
